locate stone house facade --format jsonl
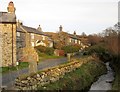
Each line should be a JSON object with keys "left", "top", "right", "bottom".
{"left": 0, "top": 1, "right": 17, "bottom": 66}
{"left": 68, "top": 31, "right": 82, "bottom": 45}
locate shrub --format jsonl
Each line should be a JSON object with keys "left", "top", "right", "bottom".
{"left": 45, "top": 47, "right": 54, "bottom": 55}
{"left": 61, "top": 45, "right": 80, "bottom": 54}
{"left": 85, "top": 44, "right": 111, "bottom": 61}
{"left": 35, "top": 45, "right": 46, "bottom": 53}
{"left": 35, "top": 45, "right": 54, "bottom": 55}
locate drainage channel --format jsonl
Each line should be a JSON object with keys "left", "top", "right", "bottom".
{"left": 89, "top": 62, "right": 114, "bottom": 91}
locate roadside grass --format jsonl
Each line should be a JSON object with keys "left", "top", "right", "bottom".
{"left": 0, "top": 53, "right": 63, "bottom": 74}
{"left": 37, "top": 60, "right": 107, "bottom": 90}
{"left": 38, "top": 52, "right": 63, "bottom": 61}
{"left": 0, "top": 62, "right": 29, "bottom": 74}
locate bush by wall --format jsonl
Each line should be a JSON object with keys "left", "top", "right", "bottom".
{"left": 35, "top": 45, "right": 54, "bottom": 55}
{"left": 85, "top": 44, "right": 111, "bottom": 62}
{"left": 61, "top": 45, "right": 80, "bottom": 54}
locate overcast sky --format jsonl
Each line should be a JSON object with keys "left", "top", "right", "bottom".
{"left": 0, "top": 0, "right": 119, "bottom": 35}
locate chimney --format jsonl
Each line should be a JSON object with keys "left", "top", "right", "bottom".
{"left": 74, "top": 31, "right": 76, "bottom": 35}
{"left": 59, "top": 25, "right": 62, "bottom": 32}
{"left": 7, "top": 1, "right": 16, "bottom": 13}
{"left": 37, "top": 25, "right": 42, "bottom": 32}
{"left": 17, "top": 20, "right": 23, "bottom": 27}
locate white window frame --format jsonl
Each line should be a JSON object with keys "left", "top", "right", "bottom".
{"left": 79, "top": 40, "right": 81, "bottom": 44}
{"left": 17, "top": 32, "right": 20, "bottom": 37}
{"left": 75, "top": 39, "right": 77, "bottom": 44}
{"left": 31, "top": 33, "right": 34, "bottom": 39}
{"left": 42, "top": 35, "right": 45, "bottom": 40}
{"left": 31, "top": 42, "right": 34, "bottom": 47}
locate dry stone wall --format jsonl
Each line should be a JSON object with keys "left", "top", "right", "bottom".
{"left": 0, "top": 23, "right": 16, "bottom": 67}
{"left": 15, "top": 56, "right": 93, "bottom": 90}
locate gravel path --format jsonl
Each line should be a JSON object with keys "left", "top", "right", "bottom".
{"left": 2, "top": 57, "right": 67, "bottom": 89}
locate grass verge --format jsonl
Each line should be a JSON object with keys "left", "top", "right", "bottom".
{"left": 0, "top": 62, "right": 29, "bottom": 74}
{"left": 38, "top": 52, "right": 63, "bottom": 61}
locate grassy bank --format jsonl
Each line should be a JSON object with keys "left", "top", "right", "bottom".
{"left": 111, "top": 57, "right": 120, "bottom": 91}
{"left": 37, "top": 60, "right": 107, "bottom": 91}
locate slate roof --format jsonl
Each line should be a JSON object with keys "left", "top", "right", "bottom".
{"left": 0, "top": 12, "right": 16, "bottom": 23}
{"left": 17, "top": 25, "right": 49, "bottom": 36}
{"left": 68, "top": 34, "right": 81, "bottom": 40}
{"left": 22, "top": 25, "right": 45, "bottom": 35}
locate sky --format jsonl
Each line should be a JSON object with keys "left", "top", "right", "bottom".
{"left": 0, "top": 0, "right": 119, "bottom": 35}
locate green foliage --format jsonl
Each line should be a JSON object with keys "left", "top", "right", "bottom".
{"left": 45, "top": 47, "right": 54, "bottom": 55}
{"left": 62, "top": 45, "right": 80, "bottom": 54}
{"left": 85, "top": 44, "right": 111, "bottom": 62}
{"left": 86, "top": 44, "right": 106, "bottom": 55}
{"left": 37, "top": 52, "right": 62, "bottom": 61}
{"left": 35, "top": 45, "right": 54, "bottom": 55}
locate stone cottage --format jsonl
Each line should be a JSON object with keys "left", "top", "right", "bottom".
{"left": 16, "top": 23, "right": 53, "bottom": 62}
{"left": 0, "top": 1, "right": 17, "bottom": 66}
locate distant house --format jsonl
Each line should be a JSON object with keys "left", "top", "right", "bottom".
{"left": 67, "top": 31, "right": 81, "bottom": 45}
{"left": 46, "top": 25, "right": 83, "bottom": 49}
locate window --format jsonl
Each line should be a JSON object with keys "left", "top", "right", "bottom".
{"left": 17, "top": 32, "right": 20, "bottom": 37}
{"left": 42, "top": 35, "right": 45, "bottom": 40}
{"left": 69, "top": 38, "right": 71, "bottom": 42}
{"left": 79, "top": 41, "right": 81, "bottom": 44}
{"left": 31, "top": 33, "right": 34, "bottom": 39}
{"left": 31, "top": 42, "right": 34, "bottom": 47}
{"left": 75, "top": 39, "right": 77, "bottom": 44}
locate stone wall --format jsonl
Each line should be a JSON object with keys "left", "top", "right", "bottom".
{"left": 0, "top": 23, "right": 16, "bottom": 67}
{"left": 15, "top": 56, "right": 93, "bottom": 90}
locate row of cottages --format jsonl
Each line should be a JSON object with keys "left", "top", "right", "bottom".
{"left": 0, "top": 1, "right": 53, "bottom": 66}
